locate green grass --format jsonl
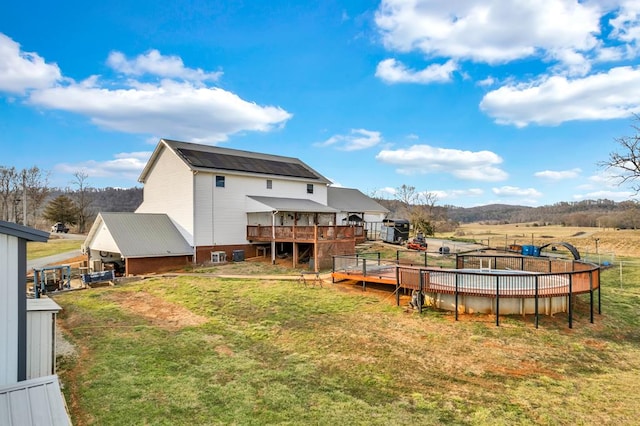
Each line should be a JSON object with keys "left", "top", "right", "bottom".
{"left": 27, "top": 238, "right": 81, "bottom": 260}
{"left": 54, "top": 264, "right": 640, "bottom": 425}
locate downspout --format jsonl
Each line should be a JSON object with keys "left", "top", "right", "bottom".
{"left": 271, "top": 210, "right": 278, "bottom": 265}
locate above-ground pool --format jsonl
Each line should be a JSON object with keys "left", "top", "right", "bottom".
{"left": 397, "top": 254, "right": 600, "bottom": 317}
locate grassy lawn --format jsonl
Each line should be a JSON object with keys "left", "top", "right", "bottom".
{"left": 53, "top": 261, "right": 640, "bottom": 425}
{"left": 28, "top": 238, "right": 82, "bottom": 260}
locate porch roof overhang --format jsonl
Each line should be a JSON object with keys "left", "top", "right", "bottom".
{"left": 247, "top": 196, "right": 338, "bottom": 213}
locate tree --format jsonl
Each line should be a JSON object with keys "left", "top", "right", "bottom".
{"left": 23, "top": 166, "right": 50, "bottom": 226}
{"left": 43, "top": 195, "right": 78, "bottom": 226}
{"left": 394, "top": 184, "right": 439, "bottom": 236}
{"left": 0, "top": 165, "right": 51, "bottom": 225}
{"left": 601, "top": 114, "right": 640, "bottom": 193}
{"left": 0, "top": 166, "right": 17, "bottom": 221}
{"left": 70, "top": 171, "right": 94, "bottom": 233}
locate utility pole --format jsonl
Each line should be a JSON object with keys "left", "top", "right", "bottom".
{"left": 22, "top": 170, "right": 27, "bottom": 225}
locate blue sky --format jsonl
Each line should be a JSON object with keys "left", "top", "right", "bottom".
{"left": 1, "top": 0, "right": 640, "bottom": 207}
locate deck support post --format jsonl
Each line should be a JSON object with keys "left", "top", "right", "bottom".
{"left": 568, "top": 275, "right": 573, "bottom": 329}
{"left": 534, "top": 276, "right": 539, "bottom": 329}
{"left": 495, "top": 276, "right": 500, "bottom": 327}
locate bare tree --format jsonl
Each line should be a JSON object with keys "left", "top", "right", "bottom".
{"left": 70, "top": 171, "right": 94, "bottom": 233}
{"left": 394, "top": 184, "right": 439, "bottom": 235}
{"left": 600, "top": 114, "right": 640, "bottom": 193}
{"left": 23, "top": 166, "right": 50, "bottom": 226}
{"left": 0, "top": 167, "right": 18, "bottom": 222}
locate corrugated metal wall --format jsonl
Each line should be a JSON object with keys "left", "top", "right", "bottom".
{"left": 26, "top": 300, "right": 60, "bottom": 380}
{"left": 0, "top": 233, "right": 19, "bottom": 385}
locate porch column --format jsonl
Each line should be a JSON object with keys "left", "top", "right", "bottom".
{"left": 313, "top": 225, "right": 319, "bottom": 273}
{"left": 271, "top": 211, "right": 277, "bottom": 265}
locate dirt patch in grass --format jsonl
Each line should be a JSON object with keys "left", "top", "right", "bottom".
{"left": 105, "top": 291, "right": 209, "bottom": 330}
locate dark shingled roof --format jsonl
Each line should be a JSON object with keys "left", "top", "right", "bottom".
{"left": 176, "top": 147, "right": 320, "bottom": 180}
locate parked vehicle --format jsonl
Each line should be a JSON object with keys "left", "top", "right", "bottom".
{"left": 51, "top": 222, "right": 69, "bottom": 233}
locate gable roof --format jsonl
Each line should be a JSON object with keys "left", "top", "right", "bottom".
{"left": 139, "top": 139, "right": 331, "bottom": 184}
{"left": 84, "top": 213, "right": 192, "bottom": 258}
{"left": 0, "top": 221, "right": 49, "bottom": 242}
{"left": 0, "top": 375, "right": 71, "bottom": 425}
{"left": 327, "top": 187, "right": 389, "bottom": 214}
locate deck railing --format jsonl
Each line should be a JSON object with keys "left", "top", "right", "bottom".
{"left": 247, "top": 225, "right": 363, "bottom": 242}
{"left": 332, "top": 253, "right": 601, "bottom": 328}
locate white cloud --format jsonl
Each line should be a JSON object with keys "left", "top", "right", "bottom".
{"left": 480, "top": 66, "right": 640, "bottom": 126}
{"left": 492, "top": 186, "right": 542, "bottom": 198}
{"left": 0, "top": 33, "right": 61, "bottom": 94}
{"left": 316, "top": 129, "right": 382, "bottom": 151}
{"left": 376, "top": 144, "right": 508, "bottom": 181}
{"left": 577, "top": 171, "right": 627, "bottom": 190}
{"left": 573, "top": 189, "right": 635, "bottom": 202}
{"left": 0, "top": 33, "right": 290, "bottom": 143}
{"left": 431, "top": 188, "right": 484, "bottom": 201}
{"left": 375, "top": 58, "right": 457, "bottom": 84}
{"left": 28, "top": 77, "right": 291, "bottom": 144}
{"left": 374, "top": 0, "right": 602, "bottom": 67}
{"left": 477, "top": 76, "right": 495, "bottom": 87}
{"left": 609, "top": 0, "right": 640, "bottom": 46}
{"left": 107, "top": 50, "right": 222, "bottom": 82}
{"left": 55, "top": 151, "right": 152, "bottom": 181}
{"left": 535, "top": 168, "right": 582, "bottom": 180}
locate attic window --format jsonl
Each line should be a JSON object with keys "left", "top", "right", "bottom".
{"left": 216, "top": 175, "right": 225, "bottom": 188}
{"left": 307, "top": 184, "right": 314, "bottom": 194}
{"left": 266, "top": 179, "right": 272, "bottom": 189}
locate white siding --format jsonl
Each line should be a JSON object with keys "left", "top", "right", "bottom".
{"left": 26, "top": 299, "right": 61, "bottom": 380}
{"left": 194, "top": 172, "right": 329, "bottom": 246}
{"left": 0, "top": 234, "right": 18, "bottom": 385}
{"left": 193, "top": 173, "right": 214, "bottom": 247}
{"left": 136, "top": 146, "right": 195, "bottom": 244}
{"left": 89, "top": 221, "right": 120, "bottom": 253}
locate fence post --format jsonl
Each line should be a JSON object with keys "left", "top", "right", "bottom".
{"left": 395, "top": 266, "right": 400, "bottom": 306}
{"left": 598, "top": 270, "right": 601, "bottom": 315}
{"left": 495, "top": 275, "right": 500, "bottom": 327}
{"left": 332, "top": 256, "right": 335, "bottom": 284}
{"left": 589, "top": 270, "right": 594, "bottom": 324}
{"left": 455, "top": 273, "right": 459, "bottom": 321}
{"left": 418, "top": 270, "right": 424, "bottom": 314}
{"left": 568, "top": 274, "right": 573, "bottom": 329}
{"left": 534, "top": 275, "right": 539, "bottom": 329}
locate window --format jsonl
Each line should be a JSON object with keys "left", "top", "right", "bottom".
{"left": 266, "top": 179, "right": 272, "bottom": 189}
{"left": 307, "top": 184, "right": 313, "bottom": 194}
{"left": 216, "top": 175, "right": 225, "bottom": 188}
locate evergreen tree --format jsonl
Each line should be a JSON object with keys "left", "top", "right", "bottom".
{"left": 43, "top": 195, "right": 78, "bottom": 226}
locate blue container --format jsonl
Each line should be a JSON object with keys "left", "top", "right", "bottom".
{"left": 521, "top": 245, "right": 540, "bottom": 257}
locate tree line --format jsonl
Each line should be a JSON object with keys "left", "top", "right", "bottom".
{"left": 0, "top": 166, "right": 142, "bottom": 233}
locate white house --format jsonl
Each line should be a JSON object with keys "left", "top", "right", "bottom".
{"left": 84, "top": 139, "right": 388, "bottom": 273}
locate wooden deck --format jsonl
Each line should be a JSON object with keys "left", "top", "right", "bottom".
{"left": 331, "top": 267, "right": 397, "bottom": 286}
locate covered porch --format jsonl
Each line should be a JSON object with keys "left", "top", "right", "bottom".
{"left": 245, "top": 196, "right": 363, "bottom": 270}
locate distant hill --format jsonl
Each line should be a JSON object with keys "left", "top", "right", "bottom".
{"left": 375, "top": 198, "right": 639, "bottom": 229}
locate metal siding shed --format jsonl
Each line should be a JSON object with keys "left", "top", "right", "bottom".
{"left": 0, "top": 221, "right": 49, "bottom": 386}
{"left": 0, "top": 375, "right": 71, "bottom": 425}
{"left": 85, "top": 212, "right": 193, "bottom": 258}
{"left": 26, "top": 299, "right": 62, "bottom": 380}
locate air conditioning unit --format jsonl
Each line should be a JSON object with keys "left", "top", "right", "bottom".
{"left": 211, "top": 251, "right": 227, "bottom": 263}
